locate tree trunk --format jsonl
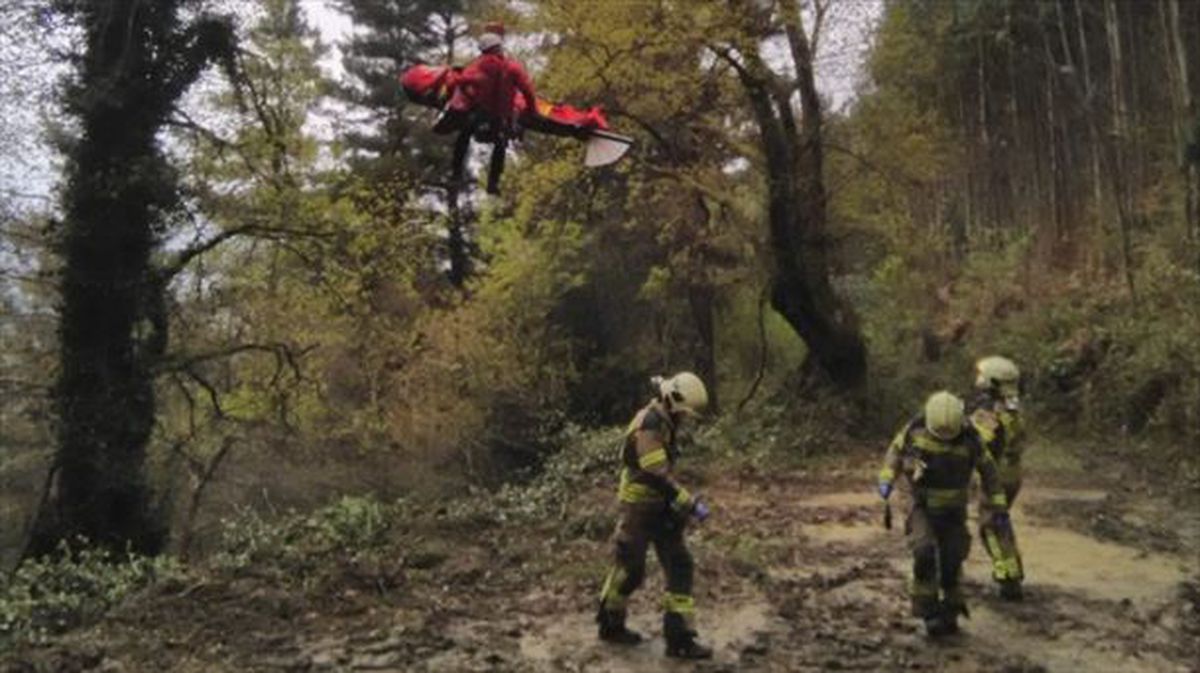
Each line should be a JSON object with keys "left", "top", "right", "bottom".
{"left": 687, "top": 283, "right": 719, "bottom": 414}
{"left": 718, "top": 1, "right": 867, "bottom": 393}
{"left": 25, "top": 1, "right": 234, "bottom": 558}
{"left": 1104, "top": 0, "right": 1137, "bottom": 299}
{"left": 1073, "top": 0, "right": 1105, "bottom": 271}
{"left": 771, "top": 0, "right": 867, "bottom": 391}
{"left": 1005, "top": 0, "right": 1023, "bottom": 238}
{"left": 442, "top": 10, "right": 471, "bottom": 289}
{"left": 176, "top": 439, "right": 233, "bottom": 564}
{"left": 1165, "top": 0, "right": 1198, "bottom": 268}
{"left": 1042, "top": 17, "right": 1068, "bottom": 266}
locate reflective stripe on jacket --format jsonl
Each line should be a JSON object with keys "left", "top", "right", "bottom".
{"left": 617, "top": 401, "right": 692, "bottom": 509}
{"left": 879, "top": 414, "right": 1007, "bottom": 511}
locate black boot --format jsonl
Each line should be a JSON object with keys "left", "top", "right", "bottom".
{"left": 924, "top": 615, "right": 956, "bottom": 638}
{"left": 999, "top": 579, "right": 1024, "bottom": 601}
{"left": 597, "top": 607, "right": 642, "bottom": 645}
{"left": 663, "top": 612, "right": 712, "bottom": 659}
{"left": 926, "top": 603, "right": 962, "bottom": 638}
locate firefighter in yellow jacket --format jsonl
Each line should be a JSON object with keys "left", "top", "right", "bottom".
{"left": 969, "top": 356, "right": 1026, "bottom": 600}
{"left": 596, "top": 372, "right": 712, "bottom": 659}
{"left": 878, "top": 391, "right": 1009, "bottom": 637}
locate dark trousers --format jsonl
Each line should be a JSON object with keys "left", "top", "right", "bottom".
{"left": 432, "top": 108, "right": 509, "bottom": 194}
{"left": 599, "top": 504, "right": 695, "bottom": 621}
{"left": 906, "top": 506, "right": 970, "bottom": 618}
{"left": 979, "top": 481, "right": 1024, "bottom": 582}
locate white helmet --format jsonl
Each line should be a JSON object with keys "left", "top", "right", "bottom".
{"left": 657, "top": 372, "right": 709, "bottom": 416}
{"left": 924, "top": 391, "right": 965, "bottom": 440}
{"left": 974, "top": 355, "right": 1021, "bottom": 409}
{"left": 478, "top": 32, "right": 503, "bottom": 53}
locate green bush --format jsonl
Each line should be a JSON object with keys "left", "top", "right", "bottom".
{"left": 212, "top": 495, "right": 397, "bottom": 580}
{"left": 0, "top": 539, "right": 183, "bottom": 646}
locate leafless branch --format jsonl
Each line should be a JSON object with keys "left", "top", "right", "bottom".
{"left": 157, "top": 223, "right": 332, "bottom": 282}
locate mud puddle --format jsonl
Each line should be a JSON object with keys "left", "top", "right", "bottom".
{"left": 784, "top": 485, "right": 1197, "bottom": 673}
{"left": 964, "top": 516, "right": 1191, "bottom": 605}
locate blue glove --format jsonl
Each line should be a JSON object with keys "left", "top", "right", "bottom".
{"left": 878, "top": 482, "right": 893, "bottom": 500}
{"left": 692, "top": 500, "right": 710, "bottom": 522}
{"left": 992, "top": 510, "right": 1011, "bottom": 529}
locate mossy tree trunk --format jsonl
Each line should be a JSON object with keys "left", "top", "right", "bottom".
{"left": 25, "top": 1, "right": 235, "bottom": 557}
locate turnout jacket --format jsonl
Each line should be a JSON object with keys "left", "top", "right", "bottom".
{"left": 968, "top": 394, "right": 1024, "bottom": 484}
{"left": 879, "top": 415, "right": 1008, "bottom": 512}
{"left": 616, "top": 400, "right": 694, "bottom": 512}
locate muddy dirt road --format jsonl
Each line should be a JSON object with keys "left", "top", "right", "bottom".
{"left": 6, "top": 454, "right": 1198, "bottom": 673}
{"left": 505, "top": 480, "right": 1198, "bottom": 673}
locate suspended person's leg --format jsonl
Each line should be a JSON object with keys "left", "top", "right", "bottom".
{"left": 654, "top": 521, "right": 711, "bottom": 659}
{"left": 486, "top": 132, "right": 508, "bottom": 195}
{"left": 433, "top": 108, "right": 476, "bottom": 189}
{"left": 597, "top": 508, "right": 650, "bottom": 645}
{"left": 451, "top": 127, "right": 473, "bottom": 186}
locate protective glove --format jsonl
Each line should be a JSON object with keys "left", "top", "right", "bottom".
{"left": 692, "top": 499, "right": 710, "bottom": 522}
{"left": 991, "top": 510, "right": 1011, "bottom": 530}
{"left": 878, "top": 481, "right": 893, "bottom": 500}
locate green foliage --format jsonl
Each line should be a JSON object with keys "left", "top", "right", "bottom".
{"left": 839, "top": 0, "right": 1200, "bottom": 448}
{"left": 860, "top": 233, "right": 1200, "bottom": 444}
{"left": 213, "top": 495, "right": 395, "bottom": 575}
{"left": 0, "top": 541, "right": 184, "bottom": 646}
{"left": 426, "top": 423, "right": 621, "bottom": 532}
{"left": 714, "top": 284, "right": 810, "bottom": 405}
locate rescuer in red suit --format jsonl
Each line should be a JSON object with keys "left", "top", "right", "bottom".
{"left": 434, "top": 22, "right": 539, "bottom": 195}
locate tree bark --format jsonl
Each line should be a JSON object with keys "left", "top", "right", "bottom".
{"left": 25, "top": 1, "right": 234, "bottom": 558}
{"left": 1103, "top": 0, "right": 1137, "bottom": 299}
{"left": 1073, "top": 0, "right": 1105, "bottom": 270}
{"left": 718, "top": 0, "right": 867, "bottom": 393}
{"left": 1164, "top": 0, "right": 1197, "bottom": 268}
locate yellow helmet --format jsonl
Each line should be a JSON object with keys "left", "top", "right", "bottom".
{"left": 975, "top": 355, "right": 1021, "bottom": 407}
{"left": 658, "top": 372, "right": 709, "bottom": 416}
{"left": 924, "top": 391, "right": 965, "bottom": 440}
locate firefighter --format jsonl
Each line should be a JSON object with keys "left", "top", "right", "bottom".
{"left": 969, "top": 356, "right": 1026, "bottom": 600}
{"left": 596, "top": 372, "right": 713, "bottom": 660}
{"left": 433, "top": 21, "right": 539, "bottom": 194}
{"left": 878, "top": 391, "right": 1009, "bottom": 637}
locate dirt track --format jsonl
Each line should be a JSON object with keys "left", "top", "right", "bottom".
{"left": 5, "top": 454, "right": 1198, "bottom": 673}
{"left": 505, "top": 479, "right": 1198, "bottom": 673}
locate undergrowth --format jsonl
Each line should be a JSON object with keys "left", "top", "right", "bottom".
{"left": 0, "top": 540, "right": 183, "bottom": 648}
